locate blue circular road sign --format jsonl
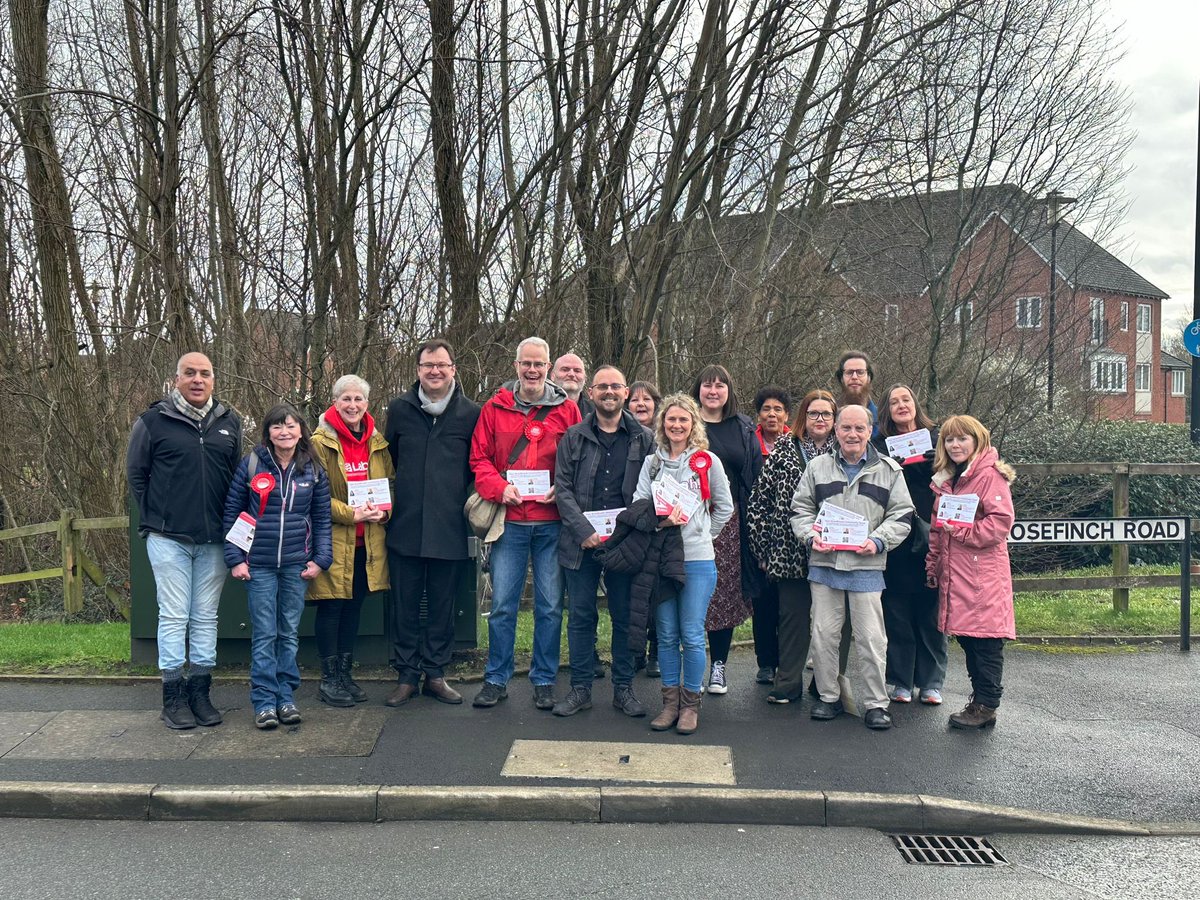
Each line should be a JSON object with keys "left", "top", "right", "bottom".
{"left": 1184, "top": 320, "right": 1200, "bottom": 358}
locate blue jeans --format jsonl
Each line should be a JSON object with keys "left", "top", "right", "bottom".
{"left": 484, "top": 522, "right": 562, "bottom": 686}
{"left": 565, "top": 554, "right": 633, "bottom": 689}
{"left": 655, "top": 559, "right": 718, "bottom": 692}
{"left": 145, "top": 534, "right": 225, "bottom": 673}
{"left": 246, "top": 566, "right": 308, "bottom": 712}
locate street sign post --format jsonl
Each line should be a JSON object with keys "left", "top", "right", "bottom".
{"left": 1009, "top": 517, "right": 1191, "bottom": 650}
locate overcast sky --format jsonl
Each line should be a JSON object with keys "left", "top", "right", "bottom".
{"left": 1105, "top": 0, "right": 1198, "bottom": 335}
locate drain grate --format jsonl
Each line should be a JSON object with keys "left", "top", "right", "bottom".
{"left": 891, "top": 834, "right": 1009, "bottom": 866}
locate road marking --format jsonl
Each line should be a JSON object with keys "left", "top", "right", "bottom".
{"left": 501, "top": 739, "right": 735, "bottom": 785}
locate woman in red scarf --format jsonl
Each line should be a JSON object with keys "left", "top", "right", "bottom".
{"left": 309, "top": 375, "right": 395, "bottom": 706}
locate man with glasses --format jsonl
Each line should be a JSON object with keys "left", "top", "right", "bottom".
{"left": 384, "top": 338, "right": 481, "bottom": 706}
{"left": 470, "top": 337, "right": 582, "bottom": 709}
{"left": 550, "top": 366, "right": 655, "bottom": 717}
{"left": 834, "top": 351, "right": 879, "bottom": 437}
{"left": 790, "top": 405, "right": 913, "bottom": 730}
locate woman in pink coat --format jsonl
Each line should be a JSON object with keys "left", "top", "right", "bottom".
{"left": 925, "top": 415, "right": 1016, "bottom": 730}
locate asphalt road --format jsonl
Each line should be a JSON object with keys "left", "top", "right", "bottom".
{"left": 1, "top": 644, "right": 1198, "bottom": 824}
{"left": 1, "top": 819, "right": 1196, "bottom": 899}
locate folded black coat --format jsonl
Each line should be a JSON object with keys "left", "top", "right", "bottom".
{"left": 594, "top": 499, "right": 686, "bottom": 655}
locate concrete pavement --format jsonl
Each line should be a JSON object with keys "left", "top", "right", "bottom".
{"left": 0, "top": 643, "right": 1197, "bottom": 832}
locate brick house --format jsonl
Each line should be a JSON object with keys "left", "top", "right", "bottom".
{"left": 815, "top": 185, "right": 1172, "bottom": 422}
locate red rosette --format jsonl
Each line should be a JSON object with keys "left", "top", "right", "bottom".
{"left": 689, "top": 451, "right": 713, "bottom": 500}
{"left": 524, "top": 419, "right": 546, "bottom": 442}
{"left": 250, "top": 471, "right": 276, "bottom": 518}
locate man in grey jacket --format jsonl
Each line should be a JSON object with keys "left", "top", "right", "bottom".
{"left": 551, "top": 366, "right": 654, "bottom": 717}
{"left": 790, "top": 405, "right": 913, "bottom": 730}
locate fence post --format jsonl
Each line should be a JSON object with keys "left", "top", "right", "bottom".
{"left": 1111, "top": 465, "right": 1130, "bottom": 613}
{"left": 59, "top": 508, "right": 84, "bottom": 615}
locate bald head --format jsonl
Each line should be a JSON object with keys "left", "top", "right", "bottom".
{"left": 175, "top": 352, "right": 215, "bottom": 408}
{"left": 834, "top": 404, "right": 871, "bottom": 463}
{"left": 552, "top": 353, "right": 587, "bottom": 400}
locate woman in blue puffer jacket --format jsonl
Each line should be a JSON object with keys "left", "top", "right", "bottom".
{"left": 223, "top": 403, "right": 333, "bottom": 729}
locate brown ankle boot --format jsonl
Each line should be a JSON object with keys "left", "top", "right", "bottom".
{"left": 676, "top": 688, "right": 702, "bottom": 734}
{"left": 650, "top": 686, "right": 680, "bottom": 731}
{"left": 949, "top": 702, "right": 997, "bottom": 729}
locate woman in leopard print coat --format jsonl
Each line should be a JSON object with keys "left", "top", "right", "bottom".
{"left": 746, "top": 389, "right": 840, "bottom": 703}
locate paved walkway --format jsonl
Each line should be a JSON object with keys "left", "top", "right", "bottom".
{"left": 1, "top": 644, "right": 1197, "bottom": 829}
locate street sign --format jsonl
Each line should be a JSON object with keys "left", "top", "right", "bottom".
{"left": 1008, "top": 517, "right": 1187, "bottom": 544}
{"left": 1183, "top": 319, "right": 1200, "bottom": 357}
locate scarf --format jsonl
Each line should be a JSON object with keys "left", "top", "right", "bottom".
{"left": 324, "top": 405, "right": 375, "bottom": 544}
{"left": 419, "top": 381, "right": 455, "bottom": 416}
{"left": 797, "top": 434, "right": 834, "bottom": 464}
{"left": 171, "top": 388, "right": 212, "bottom": 423}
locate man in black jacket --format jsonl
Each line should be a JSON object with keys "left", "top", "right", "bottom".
{"left": 127, "top": 352, "right": 242, "bottom": 730}
{"left": 384, "top": 338, "right": 481, "bottom": 707}
{"left": 551, "top": 365, "right": 654, "bottom": 717}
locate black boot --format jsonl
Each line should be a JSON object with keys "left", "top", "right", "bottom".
{"left": 339, "top": 652, "right": 368, "bottom": 703}
{"left": 161, "top": 678, "right": 196, "bottom": 730}
{"left": 319, "top": 656, "right": 354, "bottom": 707}
{"left": 646, "top": 647, "right": 660, "bottom": 679}
{"left": 186, "top": 673, "right": 223, "bottom": 726}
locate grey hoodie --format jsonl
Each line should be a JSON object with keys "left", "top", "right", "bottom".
{"left": 633, "top": 446, "right": 734, "bottom": 561}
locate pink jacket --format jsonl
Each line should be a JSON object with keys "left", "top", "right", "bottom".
{"left": 926, "top": 446, "right": 1016, "bottom": 639}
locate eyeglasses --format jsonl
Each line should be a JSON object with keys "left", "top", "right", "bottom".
{"left": 806, "top": 410, "right": 833, "bottom": 420}
{"left": 418, "top": 362, "right": 454, "bottom": 371}
{"left": 518, "top": 360, "right": 548, "bottom": 369}
{"left": 842, "top": 368, "right": 868, "bottom": 377}
{"left": 591, "top": 383, "right": 626, "bottom": 392}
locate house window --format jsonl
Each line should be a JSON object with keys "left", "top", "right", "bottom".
{"left": 1135, "top": 363, "right": 1151, "bottom": 391}
{"left": 1173, "top": 370, "right": 1187, "bottom": 396}
{"left": 1089, "top": 297, "right": 1105, "bottom": 344}
{"left": 1119, "top": 301, "right": 1129, "bottom": 331}
{"left": 1091, "top": 357, "right": 1127, "bottom": 394}
{"left": 1136, "top": 303, "right": 1152, "bottom": 334}
{"left": 952, "top": 301, "right": 973, "bottom": 324}
{"left": 1016, "top": 296, "right": 1042, "bottom": 329}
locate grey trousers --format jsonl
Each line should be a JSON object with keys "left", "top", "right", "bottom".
{"left": 810, "top": 581, "right": 889, "bottom": 711}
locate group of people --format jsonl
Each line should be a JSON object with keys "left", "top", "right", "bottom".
{"left": 128, "top": 342, "right": 1016, "bottom": 736}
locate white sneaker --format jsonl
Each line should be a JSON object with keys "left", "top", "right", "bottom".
{"left": 707, "top": 661, "right": 728, "bottom": 694}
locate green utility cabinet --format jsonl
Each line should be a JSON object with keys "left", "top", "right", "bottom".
{"left": 129, "top": 500, "right": 478, "bottom": 666}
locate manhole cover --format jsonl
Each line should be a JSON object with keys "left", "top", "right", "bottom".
{"left": 891, "top": 834, "right": 1008, "bottom": 866}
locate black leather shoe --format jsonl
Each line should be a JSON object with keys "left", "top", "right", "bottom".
{"left": 810, "top": 699, "right": 845, "bottom": 721}
{"left": 865, "top": 708, "right": 893, "bottom": 730}
{"left": 186, "top": 673, "right": 222, "bottom": 726}
{"left": 755, "top": 666, "right": 776, "bottom": 685}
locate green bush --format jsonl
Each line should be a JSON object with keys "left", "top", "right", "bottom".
{"left": 1003, "top": 420, "right": 1200, "bottom": 569}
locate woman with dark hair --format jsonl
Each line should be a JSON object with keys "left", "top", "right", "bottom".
{"left": 747, "top": 385, "right": 791, "bottom": 682}
{"left": 872, "top": 384, "right": 946, "bottom": 705}
{"left": 625, "top": 380, "right": 663, "bottom": 676}
{"left": 308, "top": 375, "right": 394, "bottom": 707}
{"left": 224, "top": 403, "right": 333, "bottom": 729}
{"left": 746, "top": 389, "right": 847, "bottom": 703}
{"left": 627, "top": 381, "right": 662, "bottom": 430}
{"left": 690, "top": 364, "right": 764, "bottom": 694}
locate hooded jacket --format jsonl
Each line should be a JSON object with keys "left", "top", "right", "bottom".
{"left": 926, "top": 446, "right": 1017, "bottom": 639}
{"left": 222, "top": 444, "right": 333, "bottom": 571}
{"left": 308, "top": 411, "right": 395, "bottom": 600}
{"left": 127, "top": 397, "right": 242, "bottom": 543}
{"left": 469, "top": 380, "right": 581, "bottom": 524}
{"left": 594, "top": 499, "right": 686, "bottom": 654}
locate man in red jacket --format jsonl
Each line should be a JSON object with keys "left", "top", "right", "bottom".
{"left": 471, "top": 337, "right": 582, "bottom": 710}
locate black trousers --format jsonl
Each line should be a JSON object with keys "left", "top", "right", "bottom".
{"left": 752, "top": 581, "right": 780, "bottom": 668}
{"left": 314, "top": 547, "right": 367, "bottom": 658}
{"left": 882, "top": 581, "right": 947, "bottom": 692}
{"left": 390, "top": 554, "right": 462, "bottom": 685}
{"left": 957, "top": 636, "right": 1005, "bottom": 708}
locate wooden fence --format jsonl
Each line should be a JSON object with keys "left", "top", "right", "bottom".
{"left": 0, "top": 511, "right": 130, "bottom": 619}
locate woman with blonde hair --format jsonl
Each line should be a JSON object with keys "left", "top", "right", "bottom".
{"left": 926, "top": 415, "right": 1016, "bottom": 729}
{"left": 633, "top": 394, "right": 734, "bottom": 734}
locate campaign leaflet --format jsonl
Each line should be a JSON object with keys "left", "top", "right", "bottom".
{"left": 225, "top": 512, "right": 256, "bottom": 552}
{"left": 506, "top": 469, "right": 552, "bottom": 501}
{"left": 583, "top": 508, "right": 625, "bottom": 541}
{"left": 652, "top": 474, "right": 702, "bottom": 523}
{"left": 813, "top": 502, "right": 869, "bottom": 551}
{"left": 884, "top": 428, "right": 933, "bottom": 465}
{"left": 347, "top": 477, "right": 393, "bottom": 511}
{"left": 936, "top": 493, "right": 979, "bottom": 527}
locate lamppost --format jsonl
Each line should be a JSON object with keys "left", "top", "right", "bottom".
{"left": 1043, "top": 189, "right": 1076, "bottom": 413}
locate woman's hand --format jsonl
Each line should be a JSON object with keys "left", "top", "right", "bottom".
{"left": 301, "top": 561, "right": 321, "bottom": 580}
{"left": 659, "top": 506, "right": 686, "bottom": 528}
{"left": 232, "top": 562, "right": 251, "bottom": 582}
